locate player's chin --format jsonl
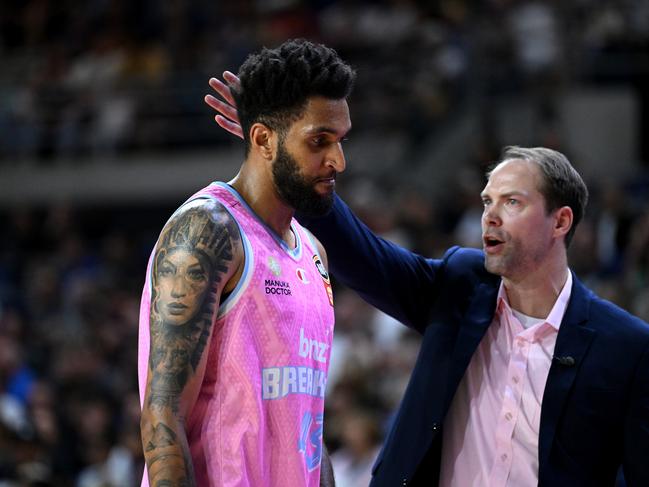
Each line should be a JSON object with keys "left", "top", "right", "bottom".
{"left": 301, "top": 193, "right": 334, "bottom": 217}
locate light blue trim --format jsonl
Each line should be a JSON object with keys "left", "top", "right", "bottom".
{"left": 211, "top": 181, "right": 303, "bottom": 261}
{"left": 301, "top": 226, "right": 322, "bottom": 261}
{"left": 146, "top": 251, "right": 155, "bottom": 298}
{"left": 217, "top": 226, "right": 254, "bottom": 318}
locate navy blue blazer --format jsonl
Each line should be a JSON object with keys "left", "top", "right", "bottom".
{"left": 300, "top": 195, "right": 649, "bottom": 487}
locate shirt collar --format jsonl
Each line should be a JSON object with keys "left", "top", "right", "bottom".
{"left": 496, "top": 270, "right": 573, "bottom": 331}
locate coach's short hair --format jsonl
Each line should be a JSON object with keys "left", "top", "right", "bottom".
{"left": 489, "top": 146, "right": 589, "bottom": 247}
{"left": 233, "top": 39, "right": 356, "bottom": 154}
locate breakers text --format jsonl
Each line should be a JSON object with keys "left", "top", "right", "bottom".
{"left": 262, "top": 366, "right": 327, "bottom": 400}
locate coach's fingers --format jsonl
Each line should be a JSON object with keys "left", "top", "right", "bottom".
{"left": 223, "top": 71, "right": 241, "bottom": 91}
{"left": 204, "top": 94, "right": 239, "bottom": 124}
{"left": 216, "top": 115, "right": 244, "bottom": 139}
{"left": 208, "top": 77, "right": 236, "bottom": 107}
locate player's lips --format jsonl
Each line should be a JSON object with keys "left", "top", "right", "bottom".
{"left": 315, "top": 176, "right": 336, "bottom": 190}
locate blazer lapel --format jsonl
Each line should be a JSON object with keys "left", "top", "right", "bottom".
{"left": 445, "top": 282, "right": 499, "bottom": 409}
{"left": 538, "top": 274, "right": 596, "bottom": 471}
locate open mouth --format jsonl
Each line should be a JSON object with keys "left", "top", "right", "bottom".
{"left": 483, "top": 235, "right": 505, "bottom": 252}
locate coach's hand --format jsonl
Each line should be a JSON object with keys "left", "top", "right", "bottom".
{"left": 205, "top": 71, "right": 244, "bottom": 139}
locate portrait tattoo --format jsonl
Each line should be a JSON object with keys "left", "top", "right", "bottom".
{"left": 147, "top": 202, "right": 240, "bottom": 414}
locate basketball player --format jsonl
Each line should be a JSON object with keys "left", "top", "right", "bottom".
{"left": 138, "top": 39, "right": 355, "bottom": 486}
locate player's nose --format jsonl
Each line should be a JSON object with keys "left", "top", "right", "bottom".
{"left": 326, "top": 142, "right": 346, "bottom": 173}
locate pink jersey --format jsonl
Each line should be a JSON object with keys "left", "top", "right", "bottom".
{"left": 138, "top": 182, "right": 335, "bottom": 486}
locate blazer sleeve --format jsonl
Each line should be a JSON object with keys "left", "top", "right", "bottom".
{"left": 623, "top": 339, "right": 649, "bottom": 485}
{"left": 297, "top": 194, "right": 444, "bottom": 332}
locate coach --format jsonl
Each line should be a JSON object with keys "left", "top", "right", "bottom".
{"left": 302, "top": 146, "right": 649, "bottom": 486}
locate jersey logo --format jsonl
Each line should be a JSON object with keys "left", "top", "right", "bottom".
{"left": 268, "top": 256, "right": 282, "bottom": 277}
{"left": 264, "top": 279, "right": 292, "bottom": 296}
{"left": 312, "top": 255, "right": 330, "bottom": 283}
{"left": 313, "top": 255, "right": 333, "bottom": 307}
{"left": 296, "top": 268, "right": 310, "bottom": 284}
{"left": 299, "top": 327, "right": 328, "bottom": 363}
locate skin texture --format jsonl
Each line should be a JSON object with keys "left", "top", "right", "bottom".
{"left": 141, "top": 199, "right": 242, "bottom": 486}
{"left": 271, "top": 98, "right": 351, "bottom": 217}
{"left": 230, "top": 96, "right": 350, "bottom": 245}
{"left": 480, "top": 159, "right": 573, "bottom": 317}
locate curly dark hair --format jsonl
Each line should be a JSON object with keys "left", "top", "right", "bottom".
{"left": 233, "top": 39, "right": 356, "bottom": 154}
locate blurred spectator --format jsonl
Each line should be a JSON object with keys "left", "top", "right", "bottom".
{"left": 3, "top": 0, "right": 644, "bottom": 161}
{"left": 330, "top": 409, "right": 382, "bottom": 487}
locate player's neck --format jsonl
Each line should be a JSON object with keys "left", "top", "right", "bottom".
{"left": 229, "top": 171, "right": 296, "bottom": 247}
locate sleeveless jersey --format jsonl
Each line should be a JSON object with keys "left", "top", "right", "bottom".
{"left": 138, "top": 182, "right": 335, "bottom": 486}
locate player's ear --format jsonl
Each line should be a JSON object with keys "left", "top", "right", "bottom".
{"left": 250, "top": 123, "right": 276, "bottom": 160}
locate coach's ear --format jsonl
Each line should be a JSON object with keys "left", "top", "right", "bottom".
{"left": 250, "top": 123, "right": 276, "bottom": 160}
{"left": 553, "top": 206, "right": 573, "bottom": 241}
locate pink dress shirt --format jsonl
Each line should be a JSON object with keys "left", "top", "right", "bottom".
{"left": 439, "top": 271, "right": 572, "bottom": 487}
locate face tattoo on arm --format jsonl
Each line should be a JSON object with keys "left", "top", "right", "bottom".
{"left": 142, "top": 201, "right": 241, "bottom": 486}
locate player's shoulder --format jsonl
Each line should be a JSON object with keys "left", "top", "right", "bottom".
{"left": 157, "top": 196, "right": 244, "bottom": 261}
{"left": 164, "top": 196, "right": 239, "bottom": 235}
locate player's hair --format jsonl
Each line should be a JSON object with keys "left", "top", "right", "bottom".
{"left": 233, "top": 39, "right": 356, "bottom": 155}
{"left": 489, "top": 146, "right": 589, "bottom": 247}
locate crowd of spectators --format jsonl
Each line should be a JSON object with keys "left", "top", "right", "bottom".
{"left": 1, "top": 0, "right": 647, "bottom": 162}
{"left": 1, "top": 1, "right": 649, "bottom": 486}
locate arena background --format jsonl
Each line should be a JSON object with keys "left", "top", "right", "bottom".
{"left": 1, "top": 1, "right": 648, "bottom": 485}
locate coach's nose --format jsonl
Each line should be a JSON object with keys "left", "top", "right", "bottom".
{"left": 482, "top": 204, "right": 502, "bottom": 227}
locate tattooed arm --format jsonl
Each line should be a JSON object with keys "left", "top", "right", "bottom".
{"left": 140, "top": 199, "right": 243, "bottom": 486}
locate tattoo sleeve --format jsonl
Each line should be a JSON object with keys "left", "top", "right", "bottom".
{"left": 141, "top": 200, "right": 241, "bottom": 486}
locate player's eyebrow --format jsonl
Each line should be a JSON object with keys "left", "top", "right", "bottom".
{"left": 303, "top": 125, "right": 351, "bottom": 137}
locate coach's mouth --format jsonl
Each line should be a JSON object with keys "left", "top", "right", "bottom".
{"left": 483, "top": 235, "right": 505, "bottom": 254}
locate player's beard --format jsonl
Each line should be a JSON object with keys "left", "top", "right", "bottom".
{"left": 272, "top": 141, "right": 335, "bottom": 217}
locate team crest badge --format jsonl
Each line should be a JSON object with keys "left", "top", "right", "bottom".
{"left": 313, "top": 254, "right": 333, "bottom": 306}
{"left": 268, "top": 256, "right": 282, "bottom": 277}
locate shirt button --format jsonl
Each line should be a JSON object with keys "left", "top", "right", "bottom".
{"left": 432, "top": 423, "right": 440, "bottom": 432}
{"left": 501, "top": 454, "right": 508, "bottom": 461}
{"left": 512, "top": 376, "right": 519, "bottom": 384}
{"left": 505, "top": 412, "right": 513, "bottom": 421}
